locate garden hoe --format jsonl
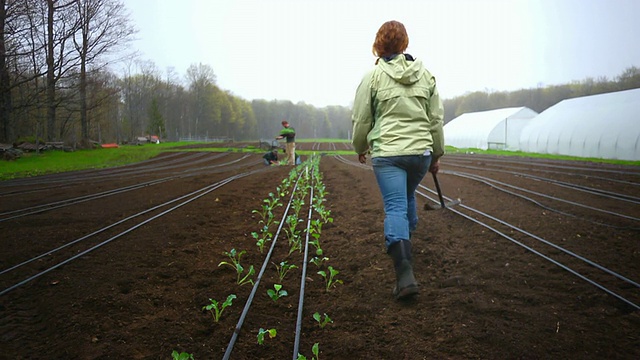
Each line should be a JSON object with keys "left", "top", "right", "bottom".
{"left": 424, "top": 172, "right": 461, "bottom": 211}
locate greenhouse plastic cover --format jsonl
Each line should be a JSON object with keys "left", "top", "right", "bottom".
{"left": 444, "top": 107, "right": 538, "bottom": 150}
{"left": 519, "top": 88, "right": 640, "bottom": 161}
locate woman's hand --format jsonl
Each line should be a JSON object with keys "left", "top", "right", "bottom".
{"left": 358, "top": 153, "right": 367, "bottom": 164}
{"left": 429, "top": 159, "right": 440, "bottom": 174}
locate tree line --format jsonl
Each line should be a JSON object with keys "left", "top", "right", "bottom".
{"left": 0, "top": 0, "right": 351, "bottom": 146}
{"left": 442, "top": 66, "right": 640, "bottom": 122}
{"left": 1, "top": 1, "right": 638, "bottom": 146}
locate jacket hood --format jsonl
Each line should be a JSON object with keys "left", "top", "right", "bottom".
{"left": 378, "top": 54, "right": 425, "bottom": 85}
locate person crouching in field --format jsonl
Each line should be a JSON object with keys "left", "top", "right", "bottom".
{"left": 263, "top": 149, "right": 278, "bottom": 165}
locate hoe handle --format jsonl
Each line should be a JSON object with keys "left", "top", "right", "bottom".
{"left": 432, "top": 172, "right": 446, "bottom": 208}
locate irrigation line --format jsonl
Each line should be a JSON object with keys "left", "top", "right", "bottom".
{"left": 444, "top": 162, "right": 640, "bottom": 204}
{"left": 336, "top": 155, "right": 639, "bottom": 309}
{"left": 447, "top": 170, "right": 640, "bottom": 223}
{"left": 445, "top": 154, "right": 640, "bottom": 176}
{"left": 0, "top": 177, "right": 240, "bottom": 276}
{"left": 0, "top": 152, "right": 216, "bottom": 190}
{"left": 0, "top": 177, "right": 172, "bottom": 221}
{"left": 419, "top": 183, "right": 640, "bottom": 291}
{"left": 222, "top": 169, "right": 306, "bottom": 360}
{"left": 0, "top": 155, "right": 253, "bottom": 222}
{"left": 292, "top": 173, "right": 315, "bottom": 360}
{"left": 0, "top": 170, "right": 262, "bottom": 297}
{"left": 438, "top": 171, "right": 638, "bottom": 230}
{"left": 445, "top": 158, "right": 640, "bottom": 187}
{"left": 441, "top": 200, "right": 640, "bottom": 311}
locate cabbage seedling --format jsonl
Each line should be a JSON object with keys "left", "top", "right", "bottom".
{"left": 292, "top": 197, "right": 305, "bottom": 218}
{"left": 237, "top": 264, "right": 255, "bottom": 286}
{"left": 318, "top": 266, "right": 343, "bottom": 292}
{"left": 202, "top": 294, "right": 236, "bottom": 322}
{"left": 218, "top": 248, "right": 245, "bottom": 270}
{"left": 274, "top": 261, "right": 297, "bottom": 282}
{"left": 257, "top": 328, "right": 277, "bottom": 345}
{"left": 313, "top": 312, "right": 333, "bottom": 328}
{"left": 297, "top": 343, "right": 320, "bottom": 360}
{"left": 219, "top": 249, "right": 255, "bottom": 285}
{"left": 267, "top": 283, "right": 288, "bottom": 302}
{"left": 309, "top": 256, "right": 329, "bottom": 268}
{"left": 252, "top": 226, "right": 274, "bottom": 253}
{"left": 171, "top": 350, "right": 194, "bottom": 360}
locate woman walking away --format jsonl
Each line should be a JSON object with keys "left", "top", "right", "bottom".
{"left": 351, "top": 20, "right": 445, "bottom": 300}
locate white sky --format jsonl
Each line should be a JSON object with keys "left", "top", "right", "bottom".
{"left": 124, "top": 0, "right": 640, "bottom": 108}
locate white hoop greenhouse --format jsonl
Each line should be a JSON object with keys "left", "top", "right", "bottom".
{"left": 444, "top": 107, "right": 538, "bottom": 150}
{"left": 519, "top": 88, "right": 640, "bottom": 161}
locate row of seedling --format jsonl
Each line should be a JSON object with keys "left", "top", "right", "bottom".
{"left": 177, "top": 155, "right": 339, "bottom": 358}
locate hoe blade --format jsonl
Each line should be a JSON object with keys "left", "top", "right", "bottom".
{"left": 423, "top": 172, "right": 461, "bottom": 211}
{"left": 424, "top": 198, "right": 461, "bottom": 211}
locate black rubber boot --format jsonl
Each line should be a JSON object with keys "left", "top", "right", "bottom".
{"left": 387, "top": 240, "right": 419, "bottom": 300}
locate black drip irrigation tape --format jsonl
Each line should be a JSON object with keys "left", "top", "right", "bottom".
{"left": 0, "top": 170, "right": 262, "bottom": 297}
{"left": 414, "top": 187, "right": 640, "bottom": 311}
{"left": 222, "top": 168, "right": 308, "bottom": 360}
{"left": 292, "top": 175, "right": 314, "bottom": 359}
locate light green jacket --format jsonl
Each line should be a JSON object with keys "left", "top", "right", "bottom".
{"left": 351, "top": 54, "right": 445, "bottom": 160}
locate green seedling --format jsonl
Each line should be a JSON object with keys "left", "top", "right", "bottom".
{"left": 315, "top": 182, "right": 328, "bottom": 199}
{"left": 285, "top": 215, "right": 303, "bottom": 252}
{"left": 274, "top": 261, "right": 297, "bottom": 282}
{"left": 252, "top": 225, "right": 274, "bottom": 253}
{"left": 171, "top": 350, "right": 194, "bottom": 360}
{"left": 313, "top": 312, "right": 333, "bottom": 328}
{"left": 219, "top": 249, "right": 255, "bottom": 285}
{"left": 257, "top": 328, "right": 277, "bottom": 345}
{"left": 309, "top": 256, "right": 329, "bottom": 268}
{"left": 309, "top": 238, "right": 323, "bottom": 256}
{"left": 202, "top": 294, "right": 236, "bottom": 322}
{"left": 218, "top": 248, "right": 245, "bottom": 270}
{"left": 288, "top": 238, "right": 301, "bottom": 255}
{"left": 297, "top": 343, "right": 320, "bottom": 360}
{"left": 252, "top": 230, "right": 265, "bottom": 253}
{"left": 307, "top": 219, "right": 324, "bottom": 256}
{"left": 285, "top": 215, "right": 302, "bottom": 241}
{"left": 318, "top": 266, "right": 343, "bottom": 292}
{"left": 238, "top": 265, "right": 255, "bottom": 286}
{"left": 312, "top": 197, "right": 333, "bottom": 225}
{"left": 276, "top": 184, "right": 288, "bottom": 198}
{"left": 267, "top": 283, "right": 288, "bottom": 302}
{"left": 252, "top": 192, "right": 282, "bottom": 225}
{"left": 292, "top": 197, "right": 305, "bottom": 217}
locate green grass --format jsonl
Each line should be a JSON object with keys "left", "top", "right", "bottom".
{"left": 1, "top": 143, "right": 175, "bottom": 180}
{"left": 445, "top": 146, "right": 640, "bottom": 166}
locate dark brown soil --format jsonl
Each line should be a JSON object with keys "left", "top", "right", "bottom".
{"left": 1, "top": 143, "right": 638, "bottom": 360}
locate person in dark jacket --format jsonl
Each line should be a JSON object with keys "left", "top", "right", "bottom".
{"left": 276, "top": 120, "right": 296, "bottom": 165}
{"left": 351, "top": 20, "right": 445, "bottom": 301}
{"left": 262, "top": 149, "right": 278, "bottom": 165}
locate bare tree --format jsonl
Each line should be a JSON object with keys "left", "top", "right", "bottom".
{"left": 73, "top": 0, "right": 134, "bottom": 144}
{"left": 185, "top": 63, "right": 217, "bottom": 138}
{"left": 44, "top": 0, "right": 80, "bottom": 142}
{"left": 0, "top": 0, "right": 10, "bottom": 141}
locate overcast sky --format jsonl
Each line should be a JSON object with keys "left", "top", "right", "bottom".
{"left": 124, "top": 0, "right": 640, "bottom": 108}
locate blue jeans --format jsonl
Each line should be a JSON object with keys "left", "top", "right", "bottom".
{"left": 372, "top": 154, "right": 432, "bottom": 249}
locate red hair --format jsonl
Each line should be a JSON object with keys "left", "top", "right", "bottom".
{"left": 372, "top": 20, "right": 409, "bottom": 59}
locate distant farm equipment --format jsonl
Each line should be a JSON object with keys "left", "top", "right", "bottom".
{"left": 135, "top": 135, "right": 160, "bottom": 145}
{"left": 259, "top": 139, "right": 283, "bottom": 151}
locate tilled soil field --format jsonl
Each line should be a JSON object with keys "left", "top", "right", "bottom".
{"left": 0, "top": 143, "right": 639, "bottom": 359}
